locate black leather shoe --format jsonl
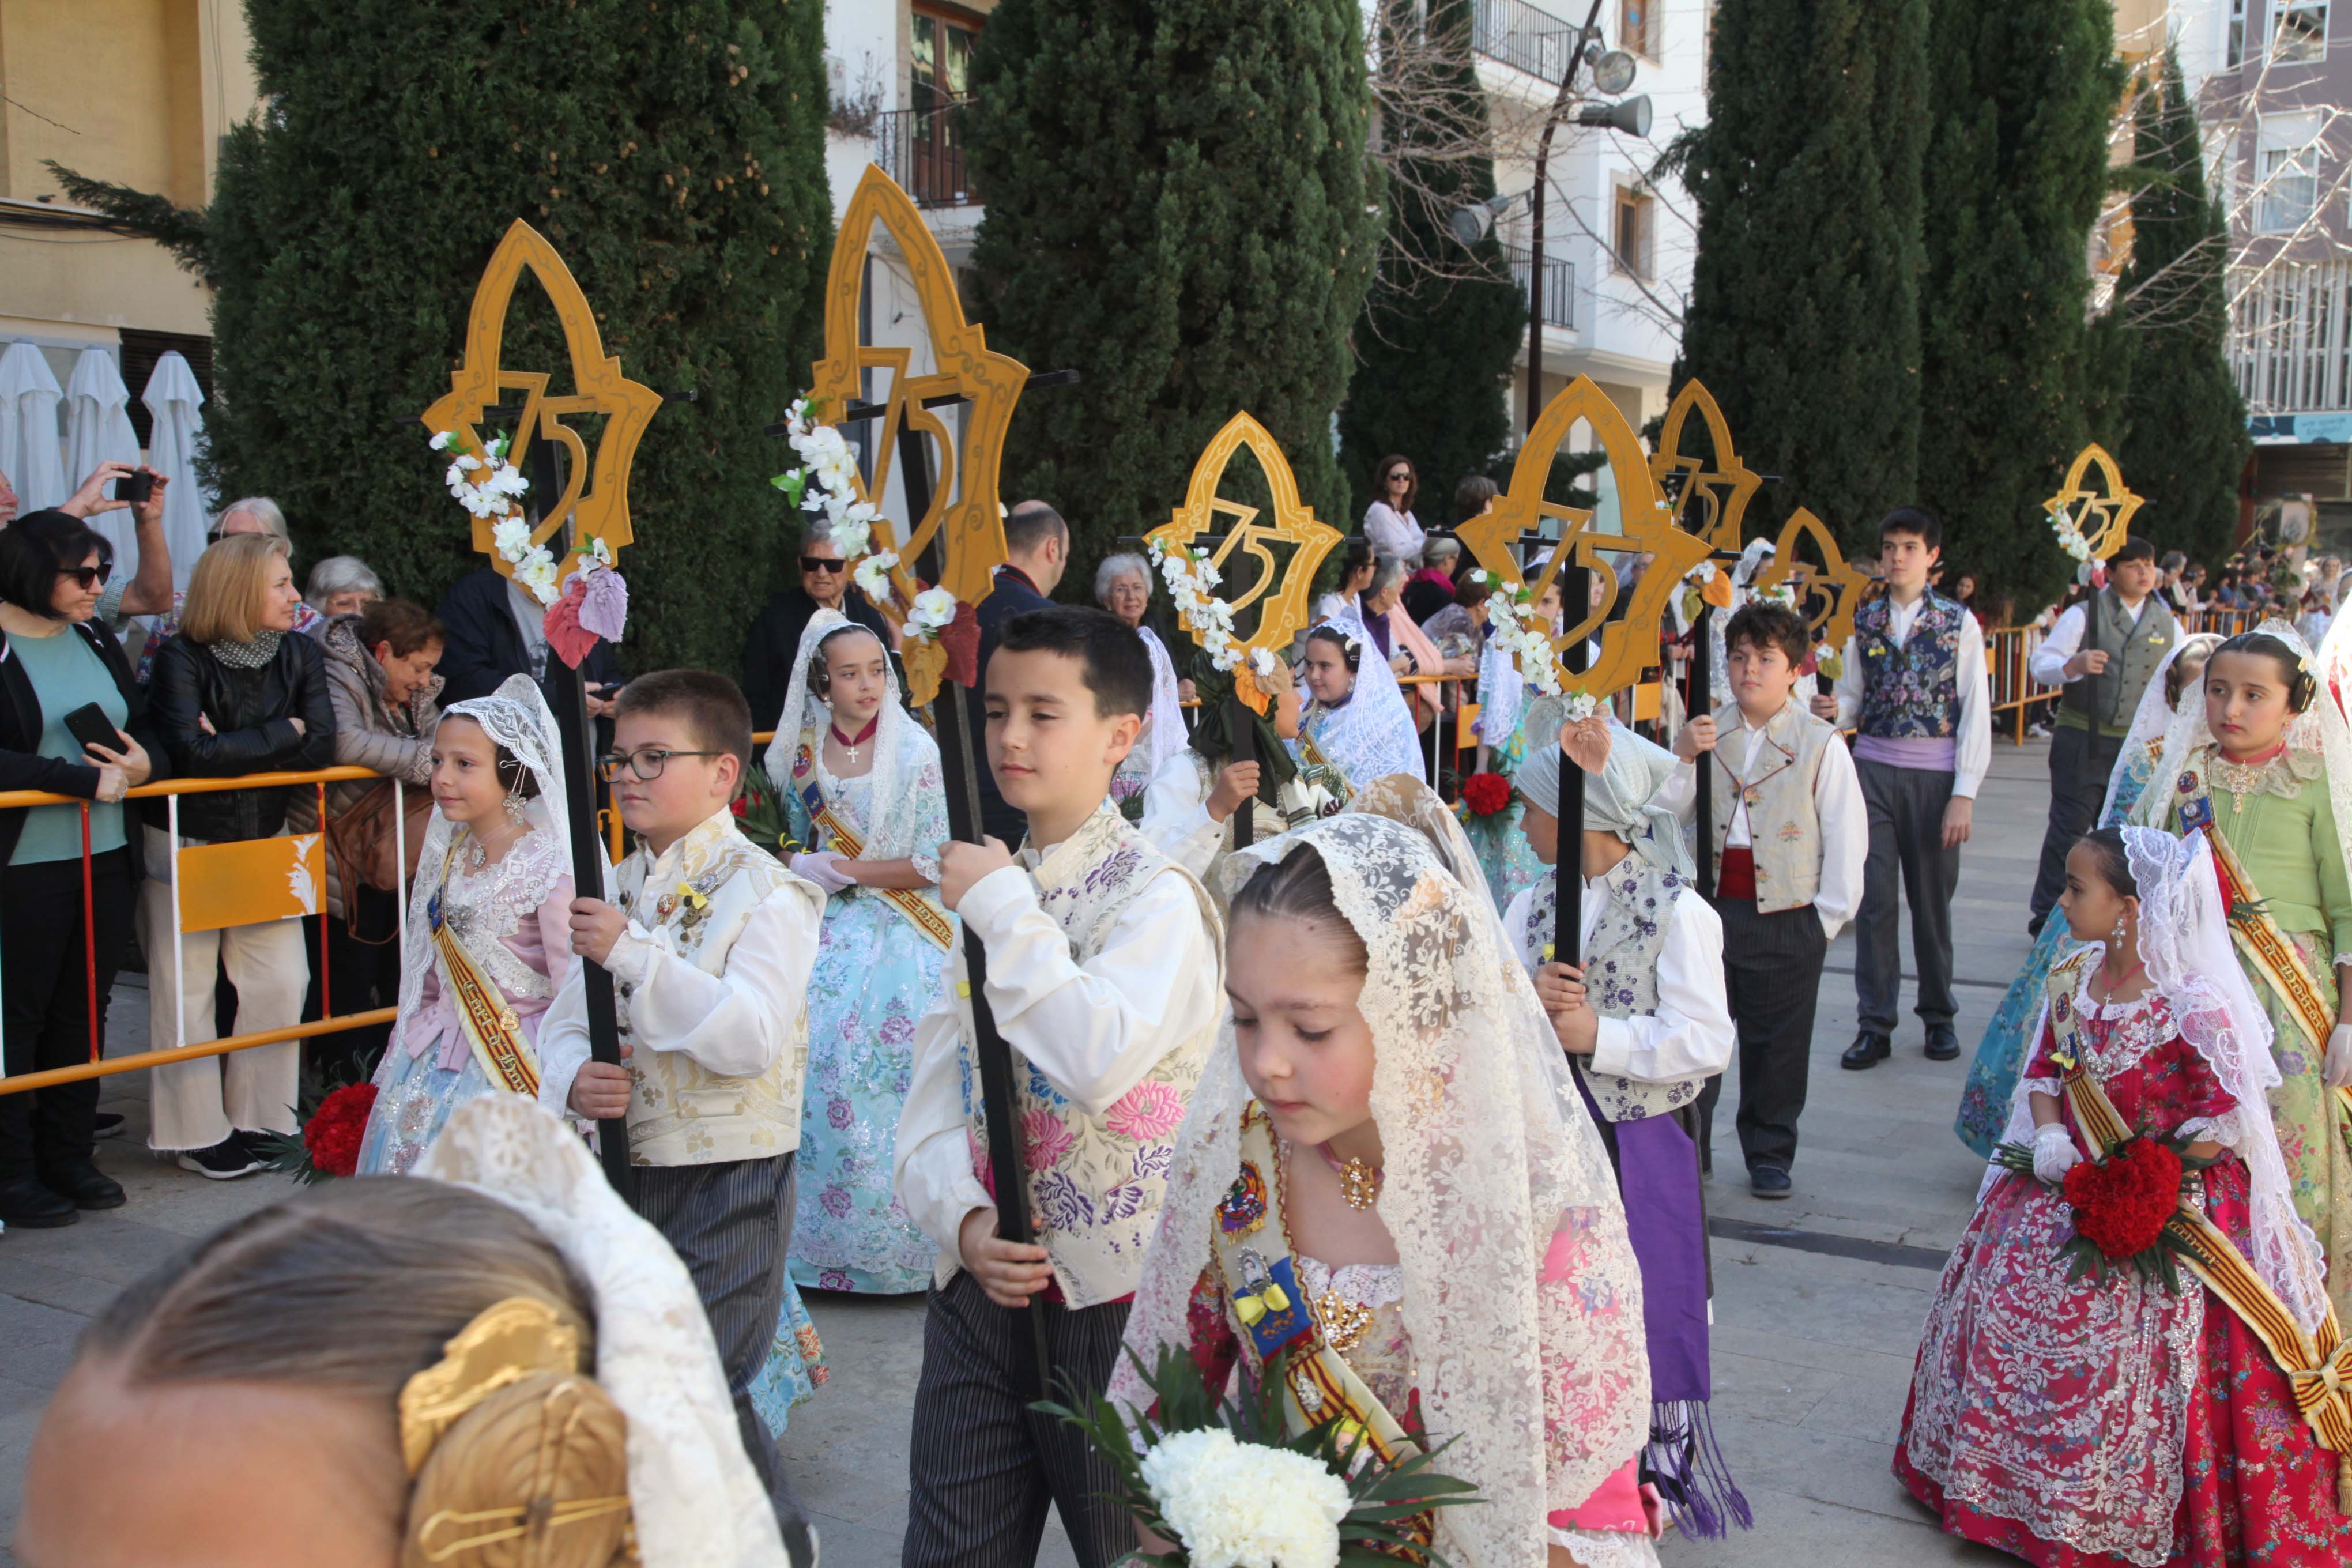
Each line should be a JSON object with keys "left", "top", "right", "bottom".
{"left": 1750, "top": 1166, "right": 1792, "bottom": 1198}
{"left": 1840, "top": 1031, "right": 1892, "bottom": 1070}
{"left": 1924, "top": 1023, "right": 1961, "bottom": 1061}
{"left": 0, "top": 1175, "right": 78, "bottom": 1227}
{"left": 43, "top": 1162, "right": 126, "bottom": 1211}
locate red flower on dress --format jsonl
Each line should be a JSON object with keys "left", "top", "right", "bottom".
{"left": 2061, "top": 1136, "right": 2183, "bottom": 1260}
{"left": 302, "top": 1083, "right": 378, "bottom": 1179}
{"left": 1460, "top": 772, "right": 1513, "bottom": 818}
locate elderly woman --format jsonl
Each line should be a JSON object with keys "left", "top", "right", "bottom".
{"left": 1404, "top": 536, "right": 1463, "bottom": 624}
{"left": 1094, "top": 551, "right": 1188, "bottom": 809}
{"left": 1362, "top": 552, "right": 1466, "bottom": 730}
{"left": 303, "top": 555, "right": 383, "bottom": 627}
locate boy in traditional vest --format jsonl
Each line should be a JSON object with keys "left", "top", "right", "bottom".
{"left": 895, "top": 605, "right": 1222, "bottom": 1568}
{"left": 2023, "top": 534, "right": 2177, "bottom": 935}
{"left": 537, "top": 669, "right": 826, "bottom": 1565}
{"left": 1814, "top": 507, "right": 1990, "bottom": 1069}
{"left": 1665, "top": 602, "right": 1867, "bottom": 1197}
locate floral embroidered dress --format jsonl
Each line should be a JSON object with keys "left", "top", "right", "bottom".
{"left": 1898, "top": 970, "right": 2352, "bottom": 1567}
{"left": 1461, "top": 639, "right": 1547, "bottom": 915}
{"left": 783, "top": 752, "right": 951, "bottom": 1294}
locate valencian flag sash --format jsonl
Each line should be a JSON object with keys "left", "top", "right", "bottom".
{"left": 793, "top": 729, "right": 954, "bottom": 952}
{"left": 429, "top": 835, "right": 540, "bottom": 1098}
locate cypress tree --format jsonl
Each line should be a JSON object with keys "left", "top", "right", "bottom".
{"left": 1338, "top": 0, "right": 1522, "bottom": 523}
{"left": 962, "top": 0, "right": 1378, "bottom": 571}
{"left": 1916, "top": 0, "right": 2120, "bottom": 608}
{"left": 57, "top": 1, "right": 832, "bottom": 674}
{"left": 1673, "top": 0, "right": 1931, "bottom": 554}
{"left": 2113, "top": 47, "right": 2249, "bottom": 570}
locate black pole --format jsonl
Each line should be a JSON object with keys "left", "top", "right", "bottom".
{"left": 898, "top": 406, "right": 1052, "bottom": 1396}
{"left": 1691, "top": 605, "right": 1715, "bottom": 898}
{"left": 1228, "top": 695, "right": 1256, "bottom": 852}
{"left": 1526, "top": 0, "right": 1608, "bottom": 435}
{"left": 1551, "top": 564, "right": 1593, "bottom": 965}
{"left": 2080, "top": 587, "right": 2101, "bottom": 785}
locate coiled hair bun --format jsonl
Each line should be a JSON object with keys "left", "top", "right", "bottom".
{"left": 404, "top": 1373, "right": 634, "bottom": 1568}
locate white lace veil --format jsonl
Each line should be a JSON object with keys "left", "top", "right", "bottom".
{"left": 1302, "top": 606, "right": 1427, "bottom": 787}
{"left": 1136, "top": 624, "right": 1190, "bottom": 784}
{"left": 393, "top": 674, "right": 572, "bottom": 1046}
{"left": 1111, "top": 811, "right": 1649, "bottom": 1568}
{"left": 420, "top": 1098, "right": 789, "bottom": 1567}
{"left": 2098, "top": 633, "right": 2219, "bottom": 825}
{"left": 759, "top": 607, "right": 938, "bottom": 862}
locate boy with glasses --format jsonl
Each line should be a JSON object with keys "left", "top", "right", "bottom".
{"left": 537, "top": 668, "right": 827, "bottom": 1565}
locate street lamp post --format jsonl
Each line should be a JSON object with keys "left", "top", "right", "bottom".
{"left": 1527, "top": 1, "right": 1608, "bottom": 434}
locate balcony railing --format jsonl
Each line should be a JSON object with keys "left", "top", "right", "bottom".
{"left": 873, "top": 101, "right": 976, "bottom": 209}
{"left": 1505, "top": 246, "right": 1575, "bottom": 329}
{"left": 1472, "top": 0, "right": 1584, "bottom": 82}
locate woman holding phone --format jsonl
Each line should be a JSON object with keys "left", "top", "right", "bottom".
{"left": 0, "top": 510, "right": 161, "bottom": 1227}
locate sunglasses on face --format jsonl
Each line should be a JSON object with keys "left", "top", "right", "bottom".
{"left": 1386, "top": 471, "right": 1410, "bottom": 483}
{"left": 800, "top": 556, "right": 846, "bottom": 574}
{"left": 57, "top": 563, "right": 112, "bottom": 590}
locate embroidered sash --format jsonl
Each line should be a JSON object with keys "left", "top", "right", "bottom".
{"left": 2046, "top": 956, "right": 2352, "bottom": 1511}
{"left": 793, "top": 729, "right": 953, "bottom": 952}
{"left": 1212, "top": 1103, "right": 1434, "bottom": 1552}
{"left": 1291, "top": 731, "right": 1355, "bottom": 814}
{"left": 428, "top": 837, "right": 540, "bottom": 1098}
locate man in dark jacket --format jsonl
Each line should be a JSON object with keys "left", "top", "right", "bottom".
{"left": 967, "top": 500, "right": 1068, "bottom": 845}
{"left": 435, "top": 566, "right": 624, "bottom": 712}
{"left": 739, "top": 529, "right": 892, "bottom": 729}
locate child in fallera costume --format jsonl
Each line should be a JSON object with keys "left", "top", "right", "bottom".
{"left": 1464, "top": 576, "right": 1565, "bottom": 914}
{"left": 357, "top": 675, "right": 578, "bottom": 1177}
{"left": 1955, "top": 634, "right": 2221, "bottom": 1156}
{"left": 1294, "top": 615, "right": 1426, "bottom": 793}
{"left": 1507, "top": 714, "right": 1747, "bottom": 1539}
{"left": 1898, "top": 827, "right": 2352, "bottom": 1566}
{"left": 894, "top": 606, "right": 1223, "bottom": 1568}
{"left": 1114, "top": 780, "right": 1661, "bottom": 1567}
{"left": 761, "top": 609, "right": 953, "bottom": 1297}
{"left": 2130, "top": 623, "right": 2352, "bottom": 1321}
{"left": 538, "top": 669, "right": 827, "bottom": 1565}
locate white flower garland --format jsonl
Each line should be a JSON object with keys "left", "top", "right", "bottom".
{"left": 772, "top": 397, "right": 881, "bottom": 562}
{"left": 2050, "top": 503, "right": 2094, "bottom": 564}
{"left": 1151, "top": 541, "right": 1248, "bottom": 671}
{"left": 1488, "top": 585, "right": 1566, "bottom": 700}
{"left": 1137, "top": 1428, "right": 1351, "bottom": 1568}
{"left": 431, "top": 429, "right": 531, "bottom": 520}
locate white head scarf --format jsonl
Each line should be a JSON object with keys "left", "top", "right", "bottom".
{"left": 1300, "top": 606, "right": 1425, "bottom": 788}
{"left": 2099, "top": 632, "right": 2219, "bottom": 825}
{"left": 1516, "top": 715, "right": 1694, "bottom": 878}
{"left": 1111, "top": 808, "right": 1648, "bottom": 1568}
{"left": 760, "top": 607, "right": 939, "bottom": 862}
{"left": 1134, "top": 624, "right": 1190, "bottom": 785}
{"left": 1987, "top": 828, "right": 2331, "bottom": 1336}
{"left": 420, "top": 1098, "right": 789, "bottom": 1565}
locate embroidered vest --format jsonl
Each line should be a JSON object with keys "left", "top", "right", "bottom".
{"left": 1520, "top": 865, "right": 1703, "bottom": 1121}
{"left": 2060, "top": 589, "right": 2178, "bottom": 736}
{"left": 612, "top": 812, "right": 822, "bottom": 1167}
{"left": 1855, "top": 591, "right": 1963, "bottom": 740}
{"left": 1706, "top": 702, "right": 1837, "bottom": 915}
{"left": 958, "top": 803, "right": 1222, "bottom": 1307}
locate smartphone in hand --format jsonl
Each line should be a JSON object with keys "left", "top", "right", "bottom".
{"left": 61, "top": 702, "right": 125, "bottom": 757}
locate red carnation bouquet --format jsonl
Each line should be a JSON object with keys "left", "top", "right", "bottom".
{"left": 1458, "top": 772, "right": 1513, "bottom": 819}
{"left": 254, "top": 1051, "right": 382, "bottom": 1184}
{"left": 1996, "top": 1123, "right": 2212, "bottom": 1291}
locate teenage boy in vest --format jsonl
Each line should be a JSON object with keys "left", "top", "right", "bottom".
{"left": 2023, "top": 535, "right": 2177, "bottom": 935}
{"left": 896, "top": 605, "right": 1222, "bottom": 1568}
{"left": 1665, "top": 602, "right": 1867, "bottom": 1197}
{"left": 1813, "top": 507, "right": 1991, "bottom": 1069}
{"left": 538, "top": 669, "right": 826, "bottom": 1565}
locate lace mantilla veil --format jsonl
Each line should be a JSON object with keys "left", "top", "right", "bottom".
{"left": 1110, "top": 791, "right": 1649, "bottom": 1568}
{"left": 760, "top": 607, "right": 939, "bottom": 862}
{"left": 1986, "top": 827, "right": 2330, "bottom": 1336}
{"left": 392, "top": 674, "right": 575, "bottom": 1039}
{"left": 1304, "top": 602, "right": 1427, "bottom": 787}
{"left": 2098, "top": 633, "right": 2220, "bottom": 826}
{"left": 1136, "top": 623, "right": 1190, "bottom": 785}
{"left": 421, "top": 1097, "right": 789, "bottom": 1566}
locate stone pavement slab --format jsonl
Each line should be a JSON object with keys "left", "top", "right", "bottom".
{"left": 0, "top": 738, "right": 2067, "bottom": 1566}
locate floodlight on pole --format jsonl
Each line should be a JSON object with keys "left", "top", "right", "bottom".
{"left": 1575, "top": 94, "right": 1653, "bottom": 138}
{"left": 1446, "top": 189, "right": 1527, "bottom": 248}
{"left": 1586, "top": 47, "right": 1638, "bottom": 95}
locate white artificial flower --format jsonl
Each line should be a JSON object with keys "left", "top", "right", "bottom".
{"left": 515, "top": 549, "right": 561, "bottom": 605}
{"left": 853, "top": 550, "right": 900, "bottom": 604}
{"left": 1137, "top": 1428, "right": 1350, "bottom": 1568}
{"left": 1562, "top": 690, "right": 1600, "bottom": 722}
{"left": 492, "top": 518, "right": 533, "bottom": 559}
{"left": 429, "top": 430, "right": 454, "bottom": 451}
{"left": 910, "top": 586, "right": 959, "bottom": 637}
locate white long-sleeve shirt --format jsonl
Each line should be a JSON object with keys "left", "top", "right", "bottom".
{"left": 1503, "top": 875, "right": 1736, "bottom": 1086}
{"left": 2027, "top": 596, "right": 2177, "bottom": 688}
{"left": 1138, "top": 751, "right": 1224, "bottom": 881}
{"left": 894, "top": 859, "right": 1221, "bottom": 1270}
{"left": 1361, "top": 501, "right": 1426, "bottom": 562}
{"left": 1830, "top": 594, "right": 1992, "bottom": 798}
{"left": 1654, "top": 711, "right": 1869, "bottom": 940}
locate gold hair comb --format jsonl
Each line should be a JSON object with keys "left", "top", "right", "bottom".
{"left": 398, "top": 1296, "right": 584, "bottom": 1475}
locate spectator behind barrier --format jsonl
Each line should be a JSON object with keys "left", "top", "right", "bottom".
{"left": 303, "top": 555, "right": 384, "bottom": 627}
{"left": 0, "top": 511, "right": 163, "bottom": 1228}
{"left": 138, "top": 532, "right": 335, "bottom": 1181}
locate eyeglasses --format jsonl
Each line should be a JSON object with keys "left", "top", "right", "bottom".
{"left": 1386, "top": 470, "right": 1410, "bottom": 483}
{"left": 800, "top": 556, "right": 846, "bottom": 574}
{"left": 597, "top": 748, "right": 723, "bottom": 782}
{"left": 56, "top": 564, "right": 112, "bottom": 590}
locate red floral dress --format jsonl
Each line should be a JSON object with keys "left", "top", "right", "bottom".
{"left": 1893, "top": 979, "right": 2352, "bottom": 1566}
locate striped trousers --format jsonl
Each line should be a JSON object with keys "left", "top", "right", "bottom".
{"left": 634, "top": 1152, "right": 806, "bottom": 1536}
{"left": 902, "top": 1270, "right": 1136, "bottom": 1568}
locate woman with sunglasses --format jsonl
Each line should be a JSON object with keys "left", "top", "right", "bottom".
{"left": 738, "top": 527, "right": 894, "bottom": 733}
{"left": 1362, "top": 453, "right": 1427, "bottom": 562}
{"left": 0, "top": 511, "right": 162, "bottom": 1227}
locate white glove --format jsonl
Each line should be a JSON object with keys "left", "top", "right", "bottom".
{"left": 2326, "top": 1023, "right": 2352, "bottom": 1091}
{"left": 2032, "top": 1122, "right": 2082, "bottom": 1186}
{"left": 789, "top": 850, "right": 855, "bottom": 894}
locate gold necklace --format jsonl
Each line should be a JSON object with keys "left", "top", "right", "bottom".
{"left": 1316, "top": 1140, "right": 1384, "bottom": 1210}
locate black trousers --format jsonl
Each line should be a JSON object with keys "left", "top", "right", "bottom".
{"left": 1695, "top": 898, "right": 1830, "bottom": 1175}
{"left": 1855, "top": 759, "right": 1962, "bottom": 1033}
{"left": 2029, "top": 723, "right": 2124, "bottom": 924}
{"left": 300, "top": 883, "right": 404, "bottom": 1082}
{"left": 903, "top": 1269, "right": 1137, "bottom": 1568}
{"left": 632, "top": 1153, "right": 807, "bottom": 1535}
{"left": 0, "top": 849, "right": 135, "bottom": 1182}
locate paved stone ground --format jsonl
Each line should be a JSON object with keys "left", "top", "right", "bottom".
{"left": 0, "top": 742, "right": 2064, "bottom": 1566}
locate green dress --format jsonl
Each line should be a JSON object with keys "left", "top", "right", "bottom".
{"left": 2151, "top": 742, "right": 2352, "bottom": 1320}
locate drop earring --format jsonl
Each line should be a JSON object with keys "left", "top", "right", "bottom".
{"left": 504, "top": 785, "right": 529, "bottom": 825}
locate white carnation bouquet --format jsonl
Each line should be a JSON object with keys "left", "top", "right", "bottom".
{"left": 1039, "top": 1344, "right": 1477, "bottom": 1567}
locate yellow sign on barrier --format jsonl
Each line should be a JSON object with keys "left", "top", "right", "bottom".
{"left": 176, "top": 834, "right": 323, "bottom": 933}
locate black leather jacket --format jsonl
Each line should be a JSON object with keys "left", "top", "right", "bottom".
{"left": 143, "top": 631, "right": 336, "bottom": 844}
